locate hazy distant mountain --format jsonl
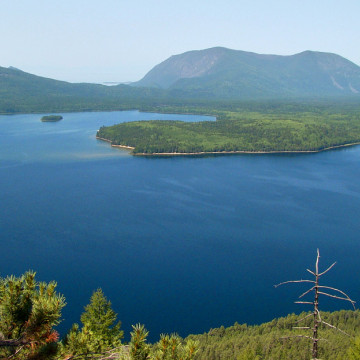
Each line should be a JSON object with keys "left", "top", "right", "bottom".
{"left": 0, "top": 66, "right": 164, "bottom": 113}
{"left": 133, "top": 47, "right": 360, "bottom": 98}
{"left": 1, "top": 47, "right": 360, "bottom": 114}
{"left": 0, "top": 65, "right": 130, "bottom": 97}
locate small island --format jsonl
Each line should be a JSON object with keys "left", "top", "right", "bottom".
{"left": 41, "top": 115, "right": 63, "bottom": 122}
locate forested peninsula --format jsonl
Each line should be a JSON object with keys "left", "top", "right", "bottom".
{"left": 96, "top": 102, "right": 360, "bottom": 155}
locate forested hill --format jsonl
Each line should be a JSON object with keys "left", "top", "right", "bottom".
{"left": 133, "top": 47, "right": 360, "bottom": 98}
{"left": 187, "top": 310, "right": 360, "bottom": 360}
{"left": 0, "top": 66, "right": 166, "bottom": 113}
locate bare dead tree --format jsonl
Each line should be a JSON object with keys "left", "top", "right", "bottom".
{"left": 275, "top": 249, "right": 355, "bottom": 360}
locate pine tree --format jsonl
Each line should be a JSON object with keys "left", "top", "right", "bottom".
{"left": 182, "top": 339, "right": 199, "bottom": 360}
{"left": 0, "top": 271, "right": 65, "bottom": 360}
{"left": 62, "top": 288, "right": 123, "bottom": 358}
{"left": 129, "top": 324, "right": 150, "bottom": 360}
{"left": 81, "top": 288, "right": 123, "bottom": 349}
{"left": 151, "top": 333, "right": 199, "bottom": 360}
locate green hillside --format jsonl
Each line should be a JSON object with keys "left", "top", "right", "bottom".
{"left": 187, "top": 310, "right": 360, "bottom": 360}
{"left": 0, "top": 66, "right": 166, "bottom": 113}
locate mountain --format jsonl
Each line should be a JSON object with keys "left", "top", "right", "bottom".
{"left": 0, "top": 65, "right": 160, "bottom": 98}
{"left": 2, "top": 48, "right": 360, "bottom": 114}
{"left": 133, "top": 47, "right": 360, "bottom": 98}
{"left": 0, "top": 66, "right": 165, "bottom": 113}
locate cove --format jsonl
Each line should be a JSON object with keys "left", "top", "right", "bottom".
{"left": 1, "top": 111, "right": 360, "bottom": 341}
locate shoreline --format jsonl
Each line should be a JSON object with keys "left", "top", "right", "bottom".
{"left": 96, "top": 136, "right": 135, "bottom": 150}
{"left": 96, "top": 136, "right": 360, "bottom": 156}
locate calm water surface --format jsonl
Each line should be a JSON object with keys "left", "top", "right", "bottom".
{"left": 1, "top": 111, "right": 360, "bottom": 341}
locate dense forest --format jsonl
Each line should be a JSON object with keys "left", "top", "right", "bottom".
{"left": 1, "top": 271, "right": 360, "bottom": 360}
{"left": 187, "top": 311, "right": 360, "bottom": 360}
{"left": 96, "top": 101, "right": 360, "bottom": 155}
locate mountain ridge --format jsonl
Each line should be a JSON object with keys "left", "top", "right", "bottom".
{"left": 0, "top": 65, "right": 166, "bottom": 113}
{"left": 133, "top": 47, "right": 360, "bottom": 98}
{"left": 1, "top": 47, "right": 360, "bottom": 114}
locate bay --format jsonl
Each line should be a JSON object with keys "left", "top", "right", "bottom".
{"left": 1, "top": 111, "right": 360, "bottom": 341}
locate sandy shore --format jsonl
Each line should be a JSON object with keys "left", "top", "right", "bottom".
{"left": 134, "top": 141, "right": 360, "bottom": 156}
{"left": 111, "top": 144, "right": 135, "bottom": 150}
{"left": 96, "top": 136, "right": 360, "bottom": 156}
{"left": 96, "top": 136, "right": 135, "bottom": 150}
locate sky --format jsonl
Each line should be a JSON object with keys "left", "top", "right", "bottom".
{"left": 1, "top": 0, "right": 360, "bottom": 83}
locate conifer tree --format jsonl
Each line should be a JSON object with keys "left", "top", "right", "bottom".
{"left": 151, "top": 333, "right": 199, "bottom": 360}
{"left": 182, "top": 339, "right": 199, "bottom": 360}
{"left": 80, "top": 288, "right": 123, "bottom": 348}
{"left": 0, "top": 271, "right": 65, "bottom": 360}
{"left": 129, "top": 324, "right": 150, "bottom": 360}
{"left": 62, "top": 288, "right": 123, "bottom": 358}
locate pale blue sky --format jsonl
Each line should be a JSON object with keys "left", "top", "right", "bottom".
{"left": 1, "top": 0, "right": 360, "bottom": 83}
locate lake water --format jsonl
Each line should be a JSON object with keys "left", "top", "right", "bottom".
{"left": 1, "top": 111, "right": 360, "bottom": 341}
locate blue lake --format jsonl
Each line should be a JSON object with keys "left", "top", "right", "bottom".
{"left": 1, "top": 111, "right": 360, "bottom": 341}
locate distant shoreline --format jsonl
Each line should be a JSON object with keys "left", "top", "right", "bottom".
{"left": 96, "top": 136, "right": 360, "bottom": 156}
{"left": 96, "top": 136, "right": 135, "bottom": 150}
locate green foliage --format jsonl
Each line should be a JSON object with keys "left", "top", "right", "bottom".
{"left": 151, "top": 334, "right": 199, "bottom": 360}
{"left": 0, "top": 270, "right": 65, "bottom": 360}
{"left": 80, "top": 288, "right": 123, "bottom": 344}
{"left": 128, "top": 326, "right": 199, "bottom": 360}
{"left": 187, "top": 310, "right": 360, "bottom": 360}
{"left": 61, "top": 288, "right": 123, "bottom": 359}
{"left": 129, "top": 324, "right": 151, "bottom": 360}
{"left": 347, "top": 336, "right": 360, "bottom": 359}
{"left": 97, "top": 102, "right": 360, "bottom": 155}
{"left": 152, "top": 334, "right": 183, "bottom": 360}
{"left": 60, "top": 323, "right": 88, "bottom": 357}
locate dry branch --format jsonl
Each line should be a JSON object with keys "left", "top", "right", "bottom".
{"left": 275, "top": 249, "right": 355, "bottom": 360}
{"left": 318, "top": 262, "right": 337, "bottom": 277}
{"left": 320, "top": 320, "right": 350, "bottom": 336}
{"left": 294, "top": 301, "right": 314, "bottom": 305}
{"left": 296, "top": 312, "right": 314, "bottom": 323}
{"left": 274, "top": 279, "right": 315, "bottom": 288}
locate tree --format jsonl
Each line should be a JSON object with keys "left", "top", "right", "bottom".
{"left": 62, "top": 288, "right": 123, "bottom": 358}
{"left": 129, "top": 323, "right": 150, "bottom": 360}
{"left": 0, "top": 270, "right": 65, "bottom": 360}
{"left": 275, "top": 249, "right": 355, "bottom": 360}
{"left": 151, "top": 333, "right": 199, "bottom": 360}
{"left": 128, "top": 325, "right": 199, "bottom": 360}
{"left": 152, "top": 334, "right": 181, "bottom": 360}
